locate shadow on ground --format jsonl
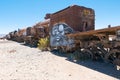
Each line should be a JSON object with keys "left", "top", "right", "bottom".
{"left": 51, "top": 49, "right": 120, "bottom": 79}
{"left": 20, "top": 42, "right": 37, "bottom": 48}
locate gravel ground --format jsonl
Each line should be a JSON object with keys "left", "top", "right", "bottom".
{"left": 0, "top": 40, "right": 119, "bottom": 80}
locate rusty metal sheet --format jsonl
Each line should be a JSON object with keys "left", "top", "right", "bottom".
{"left": 50, "top": 5, "right": 95, "bottom": 32}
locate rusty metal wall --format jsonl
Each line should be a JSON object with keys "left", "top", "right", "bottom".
{"left": 26, "top": 27, "right": 36, "bottom": 36}
{"left": 33, "top": 19, "right": 50, "bottom": 39}
{"left": 26, "top": 27, "right": 31, "bottom": 36}
{"left": 50, "top": 5, "right": 95, "bottom": 32}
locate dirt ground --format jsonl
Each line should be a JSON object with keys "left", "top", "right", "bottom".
{"left": 0, "top": 40, "right": 120, "bottom": 80}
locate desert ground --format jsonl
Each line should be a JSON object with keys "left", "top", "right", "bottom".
{"left": 0, "top": 40, "right": 120, "bottom": 80}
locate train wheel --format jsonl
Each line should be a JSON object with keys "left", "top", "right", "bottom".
{"left": 72, "top": 50, "right": 83, "bottom": 61}
{"left": 82, "top": 49, "right": 93, "bottom": 60}
{"left": 95, "top": 49, "right": 106, "bottom": 61}
{"left": 63, "top": 47, "right": 67, "bottom": 53}
{"left": 105, "top": 49, "right": 120, "bottom": 64}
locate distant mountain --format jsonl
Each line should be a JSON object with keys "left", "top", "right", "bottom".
{"left": 0, "top": 34, "right": 6, "bottom": 38}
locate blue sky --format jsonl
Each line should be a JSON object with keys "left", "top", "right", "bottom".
{"left": 0, "top": 0, "right": 120, "bottom": 34}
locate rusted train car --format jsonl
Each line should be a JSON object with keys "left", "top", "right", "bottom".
{"left": 50, "top": 5, "right": 95, "bottom": 49}
{"left": 24, "top": 18, "right": 50, "bottom": 46}
{"left": 16, "top": 29, "right": 26, "bottom": 42}
{"left": 7, "top": 29, "right": 26, "bottom": 42}
{"left": 49, "top": 5, "right": 120, "bottom": 68}
{"left": 7, "top": 30, "right": 17, "bottom": 40}
{"left": 66, "top": 26, "right": 120, "bottom": 69}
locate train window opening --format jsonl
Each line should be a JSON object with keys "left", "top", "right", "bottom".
{"left": 85, "top": 22, "right": 88, "bottom": 30}
{"left": 83, "top": 22, "right": 88, "bottom": 31}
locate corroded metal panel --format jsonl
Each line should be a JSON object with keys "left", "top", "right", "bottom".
{"left": 50, "top": 5, "right": 95, "bottom": 32}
